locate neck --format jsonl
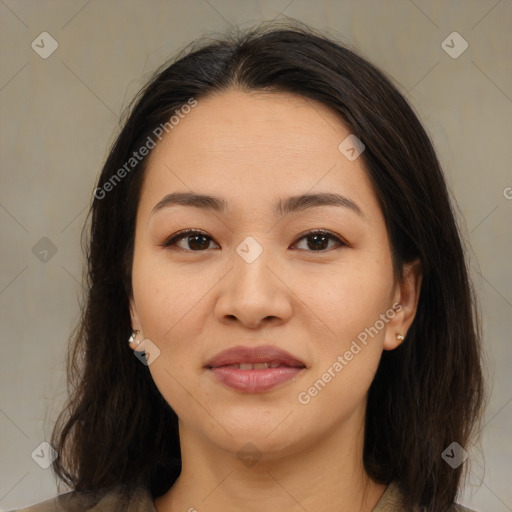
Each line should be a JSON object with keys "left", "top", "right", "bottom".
{"left": 154, "top": 407, "right": 386, "bottom": 512}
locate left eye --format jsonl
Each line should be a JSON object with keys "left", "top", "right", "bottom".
{"left": 293, "top": 230, "right": 345, "bottom": 252}
{"left": 160, "top": 229, "right": 345, "bottom": 252}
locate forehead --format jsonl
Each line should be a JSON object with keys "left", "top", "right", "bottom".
{"left": 152, "top": 89, "right": 348, "bottom": 161}
{"left": 138, "top": 89, "right": 379, "bottom": 219}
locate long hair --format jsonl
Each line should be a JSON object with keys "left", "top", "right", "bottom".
{"left": 50, "top": 20, "right": 485, "bottom": 511}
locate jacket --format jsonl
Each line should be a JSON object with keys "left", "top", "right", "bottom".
{"left": 7, "top": 481, "right": 477, "bottom": 511}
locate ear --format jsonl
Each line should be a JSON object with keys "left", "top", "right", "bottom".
{"left": 128, "top": 295, "right": 143, "bottom": 351}
{"left": 383, "top": 258, "right": 423, "bottom": 351}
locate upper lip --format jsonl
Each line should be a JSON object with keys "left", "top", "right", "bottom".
{"left": 205, "top": 345, "right": 306, "bottom": 368}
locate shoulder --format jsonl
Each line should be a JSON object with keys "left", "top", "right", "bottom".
{"left": 373, "top": 481, "right": 480, "bottom": 512}
{"left": 5, "top": 485, "right": 155, "bottom": 512}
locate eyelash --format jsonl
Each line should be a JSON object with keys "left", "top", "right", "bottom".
{"left": 159, "top": 228, "right": 347, "bottom": 253}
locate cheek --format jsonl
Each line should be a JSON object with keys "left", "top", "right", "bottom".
{"left": 131, "top": 254, "right": 219, "bottom": 413}
{"left": 292, "top": 269, "right": 390, "bottom": 418}
{"left": 292, "top": 254, "right": 393, "bottom": 338}
{"left": 292, "top": 254, "right": 393, "bottom": 394}
{"left": 131, "top": 256, "right": 206, "bottom": 413}
{"left": 132, "top": 247, "right": 207, "bottom": 340}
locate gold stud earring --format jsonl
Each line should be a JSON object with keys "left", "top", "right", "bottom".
{"left": 396, "top": 333, "right": 405, "bottom": 341}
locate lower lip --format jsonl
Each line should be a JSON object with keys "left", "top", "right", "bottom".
{"left": 208, "top": 366, "right": 305, "bottom": 392}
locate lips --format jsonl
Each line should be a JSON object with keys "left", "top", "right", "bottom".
{"left": 205, "top": 345, "right": 306, "bottom": 369}
{"left": 205, "top": 345, "right": 306, "bottom": 393}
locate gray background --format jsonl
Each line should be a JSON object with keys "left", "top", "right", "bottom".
{"left": 1, "top": 0, "right": 511, "bottom": 510}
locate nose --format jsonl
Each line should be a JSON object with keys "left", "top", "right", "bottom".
{"left": 214, "top": 241, "right": 293, "bottom": 329}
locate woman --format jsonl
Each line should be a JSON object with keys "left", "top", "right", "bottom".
{"left": 11, "top": 21, "right": 485, "bottom": 512}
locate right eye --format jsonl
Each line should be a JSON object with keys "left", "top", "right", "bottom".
{"left": 159, "top": 229, "right": 220, "bottom": 252}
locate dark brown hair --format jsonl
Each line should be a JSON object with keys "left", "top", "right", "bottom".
{"left": 50, "top": 20, "right": 485, "bottom": 511}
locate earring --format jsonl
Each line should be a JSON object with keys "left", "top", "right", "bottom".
{"left": 128, "top": 329, "right": 142, "bottom": 346}
{"left": 396, "top": 333, "right": 405, "bottom": 341}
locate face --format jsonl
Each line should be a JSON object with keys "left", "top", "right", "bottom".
{"left": 129, "top": 89, "right": 421, "bottom": 459}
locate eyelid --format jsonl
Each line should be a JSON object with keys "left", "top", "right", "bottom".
{"left": 292, "top": 229, "right": 347, "bottom": 250}
{"left": 158, "top": 228, "right": 217, "bottom": 250}
{"left": 159, "top": 228, "right": 348, "bottom": 252}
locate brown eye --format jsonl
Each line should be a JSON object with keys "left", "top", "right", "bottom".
{"left": 292, "top": 230, "right": 345, "bottom": 252}
{"left": 161, "top": 230, "right": 219, "bottom": 251}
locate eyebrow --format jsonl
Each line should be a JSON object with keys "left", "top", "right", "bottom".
{"left": 151, "top": 191, "right": 365, "bottom": 219}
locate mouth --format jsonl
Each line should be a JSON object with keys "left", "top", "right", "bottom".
{"left": 214, "top": 361, "right": 303, "bottom": 370}
{"left": 204, "top": 344, "right": 306, "bottom": 370}
{"left": 205, "top": 345, "right": 306, "bottom": 393}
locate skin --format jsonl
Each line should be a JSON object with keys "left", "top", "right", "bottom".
{"left": 128, "top": 89, "right": 422, "bottom": 512}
